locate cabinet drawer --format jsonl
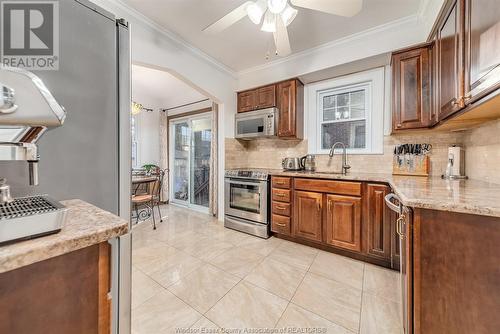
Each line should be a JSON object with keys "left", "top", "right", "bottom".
{"left": 272, "top": 188, "right": 291, "bottom": 202}
{"left": 272, "top": 201, "right": 291, "bottom": 216}
{"left": 271, "top": 214, "right": 291, "bottom": 235}
{"left": 294, "top": 178, "right": 361, "bottom": 196}
{"left": 272, "top": 177, "right": 291, "bottom": 189}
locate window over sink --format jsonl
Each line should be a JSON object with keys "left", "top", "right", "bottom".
{"left": 307, "top": 68, "right": 385, "bottom": 154}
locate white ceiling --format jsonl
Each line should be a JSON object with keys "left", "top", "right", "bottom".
{"left": 132, "top": 64, "right": 207, "bottom": 109}
{"left": 121, "top": 0, "right": 422, "bottom": 72}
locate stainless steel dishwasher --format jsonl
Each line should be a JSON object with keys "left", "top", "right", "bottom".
{"left": 385, "top": 193, "right": 412, "bottom": 334}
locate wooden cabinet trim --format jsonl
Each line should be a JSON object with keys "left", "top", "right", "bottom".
{"left": 294, "top": 178, "right": 362, "bottom": 197}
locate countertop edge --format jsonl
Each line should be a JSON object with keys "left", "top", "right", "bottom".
{"left": 0, "top": 199, "right": 129, "bottom": 274}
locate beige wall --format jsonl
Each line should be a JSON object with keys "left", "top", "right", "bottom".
{"left": 226, "top": 130, "right": 465, "bottom": 177}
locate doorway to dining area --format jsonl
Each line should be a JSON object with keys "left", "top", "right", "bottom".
{"left": 169, "top": 112, "right": 213, "bottom": 213}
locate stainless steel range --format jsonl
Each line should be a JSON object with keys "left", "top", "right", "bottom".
{"left": 224, "top": 169, "right": 270, "bottom": 238}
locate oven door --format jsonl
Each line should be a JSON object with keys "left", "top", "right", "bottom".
{"left": 225, "top": 178, "right": 268, "bottom": 223}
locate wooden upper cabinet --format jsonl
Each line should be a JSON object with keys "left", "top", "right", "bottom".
{"left": 464, "top": 0, "right": 500, "bottom": 104}
{"left": 256, "top": 85, "right": 276, "bottom": 109}
{"left": 277, "top": 79, "right": 304, "bottom": 139}
{"left": 392, "top": 44, "right": 434, "bottom": 130}
{"left": 437, "top": 0, "right": 464, "bottom": 121}
{"left": 324, "top": 194, "right": 361, "bottom": 252}
{"left": 237, "top": 90, "right": 257, "bottom": 113}
{"left": 293, "top": 191, "right": 323, "bottom": 242}
{"left": 237, "top": 84, "right": 276, "bottom": 113}
{"left": 365, "top": 184, "right": 392, "bottom": 261}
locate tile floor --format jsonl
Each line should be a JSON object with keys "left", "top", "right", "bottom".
{"left": 131, "top": 205, "right": 402, "bottom": 334}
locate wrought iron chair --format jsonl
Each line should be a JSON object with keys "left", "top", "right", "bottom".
{"left": 132, "top": 169, "right": 165, "bottom": 229}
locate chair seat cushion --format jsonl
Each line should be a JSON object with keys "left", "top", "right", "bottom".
{"left": 132, "top": 194, "right": 153, "bottom": 203}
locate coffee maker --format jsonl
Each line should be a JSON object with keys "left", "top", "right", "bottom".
{"left": 0, "top": 65, "right": 68, "bottom": 243}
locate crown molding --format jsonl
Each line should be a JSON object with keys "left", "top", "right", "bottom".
{"left": 237, "top": 14, "right": 419, "bottom": 76}
{"left": 105, "top": 0, "right": 238, "bottom": 79}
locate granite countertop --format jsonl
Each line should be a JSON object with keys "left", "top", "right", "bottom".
{"left": 270, "top": 170, "right": 500, "bottom": 218}
{"left": 0, "top": 199, "right": 128, "bottom": 274}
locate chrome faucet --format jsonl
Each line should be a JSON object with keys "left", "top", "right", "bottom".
{"left": 329, "top": 142, "right": 351, "bottom": 175}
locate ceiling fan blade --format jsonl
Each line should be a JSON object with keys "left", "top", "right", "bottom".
{"left": 203, "top": 1, "right": 253, "bottom": 34}
{"left": 291, "top": 0, "right": 363, "bottom": 17}
{"left": 273, "top": 19, "right": 292, "bottom": 57}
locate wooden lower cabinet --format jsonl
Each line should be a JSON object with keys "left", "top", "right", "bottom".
{"left": 293, "top": 191, "right": 323, "bottom": 242}
{"left": 411, "top": 209, "right": 500, "bottom": 334}
{"left": 271, "top": 177, "right": 399, "bottom": 268}
{"left": 365, "top": 184, "right": 392, "bottom": 261}
{"left": 0, "top": 242, "right": 111, "bottom": 334}
{"left": 324, "top": 194, "right": 362, "bottom": 252}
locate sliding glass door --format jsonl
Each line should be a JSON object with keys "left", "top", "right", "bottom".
{"left": 169, "top": 113, "right": 212, "bottom": 212}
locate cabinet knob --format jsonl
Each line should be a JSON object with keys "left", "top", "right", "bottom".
{"left": 450, "top": 98, "right": 460, "bottom": 107}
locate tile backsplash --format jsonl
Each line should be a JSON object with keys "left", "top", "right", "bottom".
{"left": 225, "top": 131, "right": 465, "bottom": 177}
{"left": 464, "top": 119, "right": 500, "bottom": 184}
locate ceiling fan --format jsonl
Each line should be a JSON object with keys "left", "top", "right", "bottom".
{"left": 203, "top": 0, "right": 363, "bottom": 57}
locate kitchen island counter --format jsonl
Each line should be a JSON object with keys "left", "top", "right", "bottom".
{"left": 269, "top": 170, "right": 500, "bottom": 218}
{"left": 0, "top": 199, "right": 128, "bottom": 274}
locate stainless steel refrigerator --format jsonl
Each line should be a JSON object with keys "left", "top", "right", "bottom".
{"left": 0, "top": 0, "right": 132, "bottom": 332}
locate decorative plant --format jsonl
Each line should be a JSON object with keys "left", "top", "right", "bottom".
{"left": 142, "top": 164, "right": 159, "bottom": 174}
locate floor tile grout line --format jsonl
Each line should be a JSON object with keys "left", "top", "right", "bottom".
{"left": 166, "top": 262, "right": 242, "bottom": 313}
{"left": 283, "top": 251, "right": 360, "bottom": 334}
{"left": 358, "top": 264, "right": 366, "bottom": 334}
{"left": 272, "top": 249, "right": 319, "bottom": 329}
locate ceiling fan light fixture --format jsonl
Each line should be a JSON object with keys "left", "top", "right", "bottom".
{"left": 247, "top": 1, "right": 266, "bottom": 24}
{"left": 261, "top": 10, "right": 277, "bottom": 32}
{"left": 267, "top": 0, "right": 287, "bottom": 14}
{"left": 281, "top": 4, "right": 297, "bottom": 26}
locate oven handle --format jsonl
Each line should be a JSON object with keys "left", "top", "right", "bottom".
{"left": 225, "top": 178, "right": 267, "bottom": 186}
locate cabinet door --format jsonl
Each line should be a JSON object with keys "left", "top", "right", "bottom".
{"left": 277, "top": 80, "right": 297, "bottom": 137}
{"left": 366, "top": 184, "right": 391, "bottom": 261}
{"left": 464, "top": 0, "right": 500, "bottom": 104}
{"left": 293, "top": 191, "right": 323, "bottom": 242}
{"left": 324, "top": 194, "right": 361, "bottom": 251}
{"left": 392, "top": 46, "right": 433, "bottom": 130}
{"left": 237, "top": 90, "right": 257, "bottom": 113}
{"left": 437, "top": 0, "right": 464, "bottom": 120}
{"left": 256, "top": 85, "right": 276, "bottom": 109}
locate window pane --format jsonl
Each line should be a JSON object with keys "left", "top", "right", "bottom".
{"left": 350, "top": 90, "right": 365, "bottom": 105}
{"left": 338, "top": 106, "right": 349, "bottom": 120}
{"left": 351, "top": 105, "right": 365, "bottom": 119}
{"left": 321, "top": 120, "right": 366, "bottom": 150}
{"left": 323, "top": 109, "right": 337, "bottom": 121}
{"left": 323, "top": 95, "right": 336, "bottom": 109}
{"left": 337, "top": 93, "right": 349, "bottom": 107}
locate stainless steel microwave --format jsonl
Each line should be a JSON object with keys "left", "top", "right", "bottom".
{"left": 235, "top": 108, "right": 276, "bottom": 139}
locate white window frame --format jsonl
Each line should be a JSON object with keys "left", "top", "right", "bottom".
{"left": 131, "top": 114, "right": 140, "bottom": 168}
{"left": 307, "top": 67, "right": 385, "bottom": 155}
